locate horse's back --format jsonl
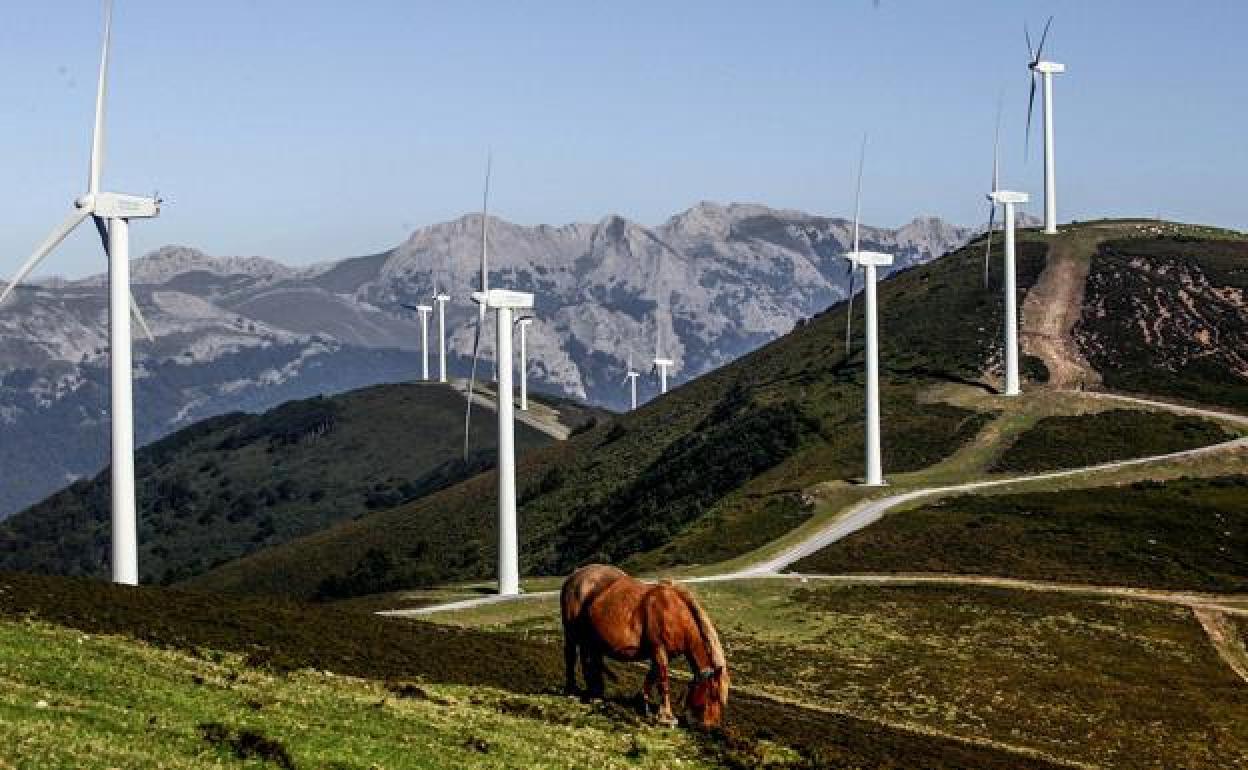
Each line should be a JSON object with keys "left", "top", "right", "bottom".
{"left": 561, "top": 564, "right": 628, "bottom": 626}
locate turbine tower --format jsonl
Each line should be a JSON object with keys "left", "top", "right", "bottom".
{"left": 463, "top": 159, "right": 533, "bottom": 597}
{"left": 842, "top": 139, "right": 893, "bottom": 487}
{"left": 403, "top": 303, "right": 433, "bottom": 380}
{"left": 622, "top": 354, "right": 640, "bottom": 411}
{"left": 1027, "top": 17, "right": 1064, "bottom": 235}
{"left": 988, "top": 188, "right": 1030, "bottom": 397}
{"left": 516, "top": 316, "right": 533, "bottom": 411}
{"left": 0, "top": 0, "right": 159, "bottom": 585}
{"left": 434, "top": 290, "right": 450, "bottom": 382}
{"left": 651, "top": 317, "right": 674, "bottom": 395}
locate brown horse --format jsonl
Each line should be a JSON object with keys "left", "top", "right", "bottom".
{"left": 561, "top": 564, "right": 729, "bottom": 728}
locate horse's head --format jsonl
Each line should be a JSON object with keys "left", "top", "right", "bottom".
{"left": 686, "top": 665, "right": 730, "bottom": 728}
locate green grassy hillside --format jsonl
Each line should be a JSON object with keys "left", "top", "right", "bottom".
{"left": 426, "top": 579, "right": 1248, "bottom": 769}
{"left": 0, "top": 383, "right": 566, "bottom": 585}
{"left": 184, "top": 239, "right": 1049, "bottom": 600}
{"left": 1075, "top": 234, "right": 1248, "bottom": 410}
{"left": 793, "top": 474, "right": 1248, "bottom": 592}
{"left": 989, "top": 408, "right": 1235, "bottom": 473}
{"left": 0, "top": 571, "right": 1069, "bottom": 770}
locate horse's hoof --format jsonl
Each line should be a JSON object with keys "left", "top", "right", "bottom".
{"left": 656, "top": 715, "right": 677, "bottom": 728}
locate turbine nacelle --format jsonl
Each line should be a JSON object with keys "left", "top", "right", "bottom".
{"left": 844, "top": 250, "right": 894, "bottom": 268}
{"left": 988, "top": 190, "right": 1030, "bottom": 205}
{"left": 433, "top": 293, "right": 451, "bottom": 303}
{"left": 76, "top": 192, "right": 161, "bottom": 219}
{"left": 1029, "top": 60, "right": 1066, "bottom": 75}
{"left": 472, "top": 288, "right": 534, "bottom": 310}
{"left": 652, "top": 357, "right": 674, "bottom": 367}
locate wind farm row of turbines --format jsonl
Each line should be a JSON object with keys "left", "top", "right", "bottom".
{"left": 0, "top": 1, "right": 1066, "bottom": 597}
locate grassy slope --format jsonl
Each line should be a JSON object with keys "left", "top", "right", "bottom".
{"left": 0, "top": 571, "right": 1067, "bottom": 770}
{"left": 419, "top": 579, "right": 1248, "bottom": 769}
{"left": 0, "top": 383, "right": 557, "bottom": 585}
{"left": 989, "top": 408, "right": 1235, "bottom": 473}
{"left": 0, "top": 620, "right": 726, "bottom": 770}
{"left": 794, "top": 474, "right": 1248, "bottom": 592}
{"left": 1075, "top": 233, "right": 1248, "bottom": 410}
{"left": 185, "top": 240, "right": 1048, "bottom": 600}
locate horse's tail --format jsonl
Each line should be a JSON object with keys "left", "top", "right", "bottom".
{"left": 673, "top": 584, "right": 727, "bottom": 672}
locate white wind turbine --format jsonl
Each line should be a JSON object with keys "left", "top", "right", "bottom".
{"left": 841, "top": 137, "right": 893, "bottom": 487}
{"left": 0, "top": 0, "right": 159, "bottom": 585}
{"left": 463, "top": 158, "right": 533, "bottom": 597}
{"left": 433, "top": 288, "right": 450, "bottom": 383}
{"left": 516, "top": 316, "right": 533, "bottom": 411}
{"left": 650, "top": 316, "right": 675, "bottom": 395}
{"left": 1026, "top": 16, "right": 1064, "bottom": 236}
{"left": 622, "top": 353, "right": 640, "bottom": 411}
{"left": 401, "top": 302, "right": 433, "bottom": 380}
{"left": 984, "top": 112, "right": 1030, "bottom": 397}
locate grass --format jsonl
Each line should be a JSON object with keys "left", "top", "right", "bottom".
{"left": 427, "top": 578, "right": 1248, "bottom": 769}
{"left": 793, "top": 474, "right": 1248, "bottom": 592}
{"left": 990, "top": 408, "right": 1236, "bottom": 473}
{"left": 0, "top": 618, "right": 728, "bottom": 770}
{"left": 0, "top": 570, "right": 1072, "bottom": 770}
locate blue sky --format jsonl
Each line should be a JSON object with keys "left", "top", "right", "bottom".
{"left": 1, "top": 0, "right": 1244, "bottom": 278}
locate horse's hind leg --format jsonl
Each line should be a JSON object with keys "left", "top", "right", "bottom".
{"left": 562, "top": 632, "right": 579, "bottom": 695}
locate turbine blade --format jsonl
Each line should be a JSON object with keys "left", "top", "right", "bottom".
{"left": 89, "top": 0, "right": 114, "bottom": 194}
{"left": 852, "top": 133, "right": 867, "bottom": 253}
{"left": 983, "top": 204, "right": 997, "bottom": 288}
{"left": 844, "top": 268, "right": 856, "bottom": 352}
{"left": 480, "top": 153, "right": 492, "bottom": 295}
{"left": 0, "top": 208, "right": 91, "bottom": 305}
{"left": 1025, "top": 21, "right": 1035, "bottom": 63}
{"left": 1025, "top": 74, "right": 1037, "bottom": 161}
{"left": 992, "top": 92, "right": 1003, "bottom": 192}
{"left": 463, "top": 313, "right": 483, "bottom": 460}
{"left": 92, "top": 216, "right": 154, "bottom": 342}
{"left": 1036, "top": 16, "right": 1053, "bottom": 62}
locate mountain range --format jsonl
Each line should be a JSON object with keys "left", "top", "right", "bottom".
{"left": 0, "top": 202, "right": 980, "bottom": 518}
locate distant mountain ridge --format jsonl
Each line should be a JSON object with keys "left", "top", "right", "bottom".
{"left": 0, "top": 202, "right": 979, "bottom": 518}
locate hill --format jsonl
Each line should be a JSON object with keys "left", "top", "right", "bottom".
{"left": 0, "top": 203, "right": 977, "bottom": 520}
{"left": 0, "top": 382, "right": 591, "bottom": 585}
{"left": 183, "top": 235, "right": 1052, "bottom": 600}
{"left": 0, "top": 570, "right": 1072, "bottom": 769}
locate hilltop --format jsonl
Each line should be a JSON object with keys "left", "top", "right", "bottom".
{"left": 0, "top": 382, "right": 596, "bottom": 586}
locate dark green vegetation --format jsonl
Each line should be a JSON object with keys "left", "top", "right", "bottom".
{"left": 1076, "top": 235, "right": 1248, "bottom": 410}
{"left": 0, "top": 383, "right": 565, "bottom": 585}
{"left": 185, "top": 239, "right": 1049, "bottom": 600}
{"left": 795, "top": 474, "right": 1248, "bottom": 592}
{"left": 0, "top": 572, "right": 1069, "bottom": 770}
{"left": 721, "top": 582, "right": 1248, "bottom": 769}
{"left": 990, "top": 408, "right": 1234, "bottom": 473}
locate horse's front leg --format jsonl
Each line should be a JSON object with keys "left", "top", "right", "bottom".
{"left": 652, "top": 648, "right": 676, "bottom": 726}
{"left": 642, "top": 661, "right": 659, "bottom": 716}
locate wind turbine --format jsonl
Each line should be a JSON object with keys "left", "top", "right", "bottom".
{"left": 841, "top": 138, "right": 893, "bottom": 487}
{"left": 433, "top": 289, "right": 450, "bottom": 382}
{"left": 622, "top": 353, "right": 640, "bottom": 411}
{"left": 402, "top": 303, "right": 433, "bottom": 380}
{"left": 650, "top": 317, "right": 675, "bottom": 395}
{"left": 516, "top": 315, "right": 533, "bottom": 411}
{"left": 463, "top": 158, "right": 533, "bottom": 597}
{"left": 0, "top": 0, "right": 159, "bottom": 585}
{"left": 1026, "top": 16, "right": 1064, "bottom": 235}
{"left": 985, "top": 129, "right": 1030, "bottom": 396}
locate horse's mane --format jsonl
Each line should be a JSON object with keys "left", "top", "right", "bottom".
{"left": 670, "top": 583, "right": 727, "bottom": 673}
